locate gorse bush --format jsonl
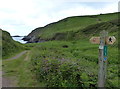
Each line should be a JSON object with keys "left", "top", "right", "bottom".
{"left": 31, "top": 57, "right": 97, "bottom": 87}
{"left": 30, "top": 41, "right": 99, "bottom": 87}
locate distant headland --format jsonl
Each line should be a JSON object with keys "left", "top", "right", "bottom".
{"left": 12, "top": 35, "right": 25, "bottom": 37}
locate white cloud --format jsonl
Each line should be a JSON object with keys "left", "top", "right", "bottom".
{"left": 0, "top": 0, "right": 119, "bottom": 36}
{"left": 60, "top": 0, "right": 119, "bottom": 2}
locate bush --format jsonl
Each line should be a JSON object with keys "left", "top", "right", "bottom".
{"left": 31, "top": 54, "right": 98, "bottom": 87}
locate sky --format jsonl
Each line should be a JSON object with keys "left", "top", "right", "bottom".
{"left": 0, "top": 0, "right": 119, "bottom": 36}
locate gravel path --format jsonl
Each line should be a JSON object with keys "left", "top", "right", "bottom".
{"left": 5, "top": 51, "right": 27, "bottom": 60}
{"left": 2, "top": 51, "right": 27, "bottom": 87}
{"left": 2, "top": 76, "right": 17, "bottom": 87}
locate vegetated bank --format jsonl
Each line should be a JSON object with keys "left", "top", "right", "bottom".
{"left": 1, "top": 12, "right": 118, "bottom": 87}
{"left": 23, "top": 12, "right": 119, "bottom": 43}
{"left": 30, "top": 40, "right": 118, "bottom": 87}
{"left": 27, "top": 12, "right": 119, "bottom": 87}
{"left": 1, "top": 29, "right": 25, "bottom": 59}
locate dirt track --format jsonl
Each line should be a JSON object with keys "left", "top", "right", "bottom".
{"left": 5, "top": 51, "right": 27, "bottom": 60}
{"left": 2, "top": 51, "right": 27, "bottom": 87}
{"left": 2, "top": 76, "right": 17, "bottom": 87}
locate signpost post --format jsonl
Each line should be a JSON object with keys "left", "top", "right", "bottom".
{"left": 98, "top": 30, "right": 108, "bottom": 87}
{"left": 90, "top": 30, "right": 116, "bottom": 87}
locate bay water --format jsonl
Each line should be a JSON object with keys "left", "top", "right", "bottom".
{"left": 12, "top": 37, "right": 27, "bottom": 44}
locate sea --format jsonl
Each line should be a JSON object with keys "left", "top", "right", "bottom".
{"left": 12, "top": 37, "right": 27, "bottom": 44}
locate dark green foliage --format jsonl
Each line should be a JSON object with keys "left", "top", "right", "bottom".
{"left": 2, "top": 30, "right": 25, "bottom": 59}
{"left": 30, "top": 39, "right": 118, "bottom": 87}
{"left": 81, "top": 19, "right": 119, "bottom": 36}
{"left": 30, "top": 41, "right": 99, "bottom": 87}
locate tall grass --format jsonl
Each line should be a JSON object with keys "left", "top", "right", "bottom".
{"left": 30, "top": 40, "right": 118, "bottom": 87}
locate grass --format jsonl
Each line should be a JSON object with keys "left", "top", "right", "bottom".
{"left": 2, "top": 51, "right": 40, "bottom": 87}
{"left": 2, "top": 30, "right": 26, "bottom": 59}
{"left": 2, "top": 34, "right": 119, "bottom": 88}
{"left": 1, "top": 12, "right": 119, "bottom": 88}
{"left": 30, "top": 40, "right": 118, "bottom": 87}
{"left": 2, "top": 39, "right": 118, "bottom": 87}
{"left": 3, "top": 54, "right": 25, "bottom": 76}
{"left": 24, "top": 12, "right": 119, "bottom": 42}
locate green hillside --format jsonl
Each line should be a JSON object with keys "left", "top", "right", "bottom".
{"left": 1, "top": 29, "right": 25, "bottom": 59}
{"left": 27, "top": 12, "right": 119, "bottom": 87}
{"left": 30, "top": 40, "right": 118, "bottom": 87}
{"left": 2, "top": 12, "right": 119, "bottom": 88}
{"left": 23, "top": 12, "right": 119, "bottom": 43}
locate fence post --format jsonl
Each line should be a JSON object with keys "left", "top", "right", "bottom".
{"left": 98, "top": 30, "right": 108, "bottom": 87}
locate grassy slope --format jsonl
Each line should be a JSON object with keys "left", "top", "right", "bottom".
{"left": 29, "top": 13, "right": 119, "bottom": 87}
{"left": 3, "top": 40, "right": 118, "bottom": 87}
{"left": 2, "top": 12, "right": 119, "bottom": 87}
{"left": 2, "top": 29, "right": 25, "bottom": 59}
{"left": 25, "top": 12, "right": 119, "bottom": 41}
{"left": 30, "top": 40, "right": 118, "bottom": 87}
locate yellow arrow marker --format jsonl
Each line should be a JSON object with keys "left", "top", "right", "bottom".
{"left": 90, "top": 37, "right": 100, "bottom": 44}
{"left": 106, "top": 36, "right": 116, "bottom": 45}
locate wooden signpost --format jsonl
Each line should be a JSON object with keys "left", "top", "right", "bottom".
{"left": 90, "top": 36, "right": 116, "bottom": 45}
{"left": 90, "top": 30, "right": 116, "bottom": 87}
{"left": 90, "top": 37, "right": 100, "bottom": 44}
